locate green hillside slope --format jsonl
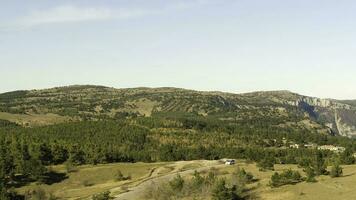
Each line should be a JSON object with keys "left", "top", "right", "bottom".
{"left": 1, "top": 85, "right": 355, "bottom": 137}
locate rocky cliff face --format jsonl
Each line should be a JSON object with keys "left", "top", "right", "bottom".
{"left": 290, "top": 96, "right": 356, "bottom": 137}
{"left": 297, "top": 97, "right": 351, "bottom": 110}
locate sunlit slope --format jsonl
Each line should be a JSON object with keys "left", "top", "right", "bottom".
{"left": 0, "top": 85, "right": 355, "bottom": 137}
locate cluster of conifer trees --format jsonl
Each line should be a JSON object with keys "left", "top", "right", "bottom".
{"left": 0, "top": 115, "right": 355, "bottom": 198}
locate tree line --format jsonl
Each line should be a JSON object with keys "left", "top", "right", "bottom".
{"left": 0, "top": 115, "right": 356, "bottom": 199}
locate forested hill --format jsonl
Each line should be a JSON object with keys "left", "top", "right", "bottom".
{"left": 0, "top": 85, "right": 356, "bottom": 137}
{"left": 2, "top": 85, "right": 356, "bottom": 199}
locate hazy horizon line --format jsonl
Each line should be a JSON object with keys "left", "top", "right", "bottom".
{"left": 1, "top": 84, "right": 354, "bottom": 101}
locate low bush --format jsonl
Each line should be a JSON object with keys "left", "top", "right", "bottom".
{"left": 330, "top": 162, "right": 343, "bottom": 178}
{"left": 234, "top": 167, "right": 254, "bottom": 184}
{"left": 92, "top": 191, "right": 113, "bottom": 200}
{"left": 115, "top": 170, "right": 131, "bottom": 181}
{"left": 270, "top": 169, "right": 302, "bottom": 187}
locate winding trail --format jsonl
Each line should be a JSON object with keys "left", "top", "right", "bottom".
{"left": 114, "top": 161, "right": 225, "bottom": 200}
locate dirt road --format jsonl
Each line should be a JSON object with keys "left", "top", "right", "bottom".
{"left": 114, "top": 160, "right": 225, "bottom": 200}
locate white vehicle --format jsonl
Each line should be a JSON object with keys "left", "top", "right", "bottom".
{"left": 225, "top": 159, "right": 235, "bottom": 165}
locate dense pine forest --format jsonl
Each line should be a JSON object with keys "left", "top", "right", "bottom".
{"left": 1, "top": 85, "right": 356, "bottom": 199}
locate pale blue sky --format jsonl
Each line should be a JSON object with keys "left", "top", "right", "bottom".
{"left": 1, "top": 0, "right": 355, "bottom": 99}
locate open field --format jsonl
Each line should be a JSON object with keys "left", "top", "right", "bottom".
{"left": 0, "top": 112, "right": 71, "bottom": 126}
{"left": 15, "top": 161, "right": 220, "bottom": 200}
{"left": 16, "top": 162, "right": 168, "bottom": 199}
{"left": 14, "top": 160, "right": 356, "bottom": 200}
{"left": 258, "top": 165, "right": 356, "bottom": 200}
{"left": 198, "top": 162, "right": 356, "bottom": 200}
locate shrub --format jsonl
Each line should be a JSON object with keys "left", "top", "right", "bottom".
{"left": 24, "top": 187, "right": 57, "bottom": 200}
{"left": 298, "top": 158, "right": 311, "bottom": 168}
{"left": 65, "top": 161, "right": 77, "bottom": 173}
{"left": 115, "top": 170, "right": 124, "bottom": 181}
{"left": 230, "top": 167, "right": 253, "bottom": 196}
{"left": 270, "top": 169, "right": 302, "bottom": 187}
{"left": 115, "top": 170, "right": 131, "bottom": 181}
{"left": 0, "top": 185, "right": 10, "bottom": 200}
{"left": 305, "top": 166, "right": 316, "bottom": 182}
{"left": 234, "top": 167, "right": 254, "bottom": 184}
{"left": 211, "top": 179, "right": 240, "bottom": 200}
{"left": 257, "top": 157, "right": 275, "bottom": 171}
{"left": 205, "top": 170, "right": 217, "bottom": 186}
{"left": 169, "top": 174, "right": 184, "bottom": 192}
{"left": 92, "top": 191, "right": 113, "bottom": 200}
{"left": 144, "top": 181, "right": 172, "bottom": 200}
{"left": 192, "top": 170, "right": 204, "bottom": 189}
{"left": 24, "top": 158, "right": 47, "bottom": 181}
{"left": 312, "top": 151, "right": 327, "bottom": 176}
{"left": 330, "top": 162, "right": 343, "bottom": 178}
{"left": 82, "top": 180, "right": 94, "bottom": 187}
{"left": 340, "top": 148, "right": 355, "bottom": 165}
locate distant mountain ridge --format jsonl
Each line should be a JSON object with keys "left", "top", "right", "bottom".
{"left": 289, "top": 96, "right": 356, "bottom": 137}
{"left": 0, "top": 85, "right": 356, "bottom": 137}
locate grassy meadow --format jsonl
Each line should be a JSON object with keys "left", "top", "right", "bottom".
{"left": 13, "top": 160, "right": 356, "bottom": 200}
{"left": 15, "top": 162, "right": 168, "bottom": 200}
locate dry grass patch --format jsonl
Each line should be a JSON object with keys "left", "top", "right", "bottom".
{"left": 0, "top": 112, "right": 71, "bottom": 126}
{"left": 16, "top": 162, "right": 166, "bottom": 200}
